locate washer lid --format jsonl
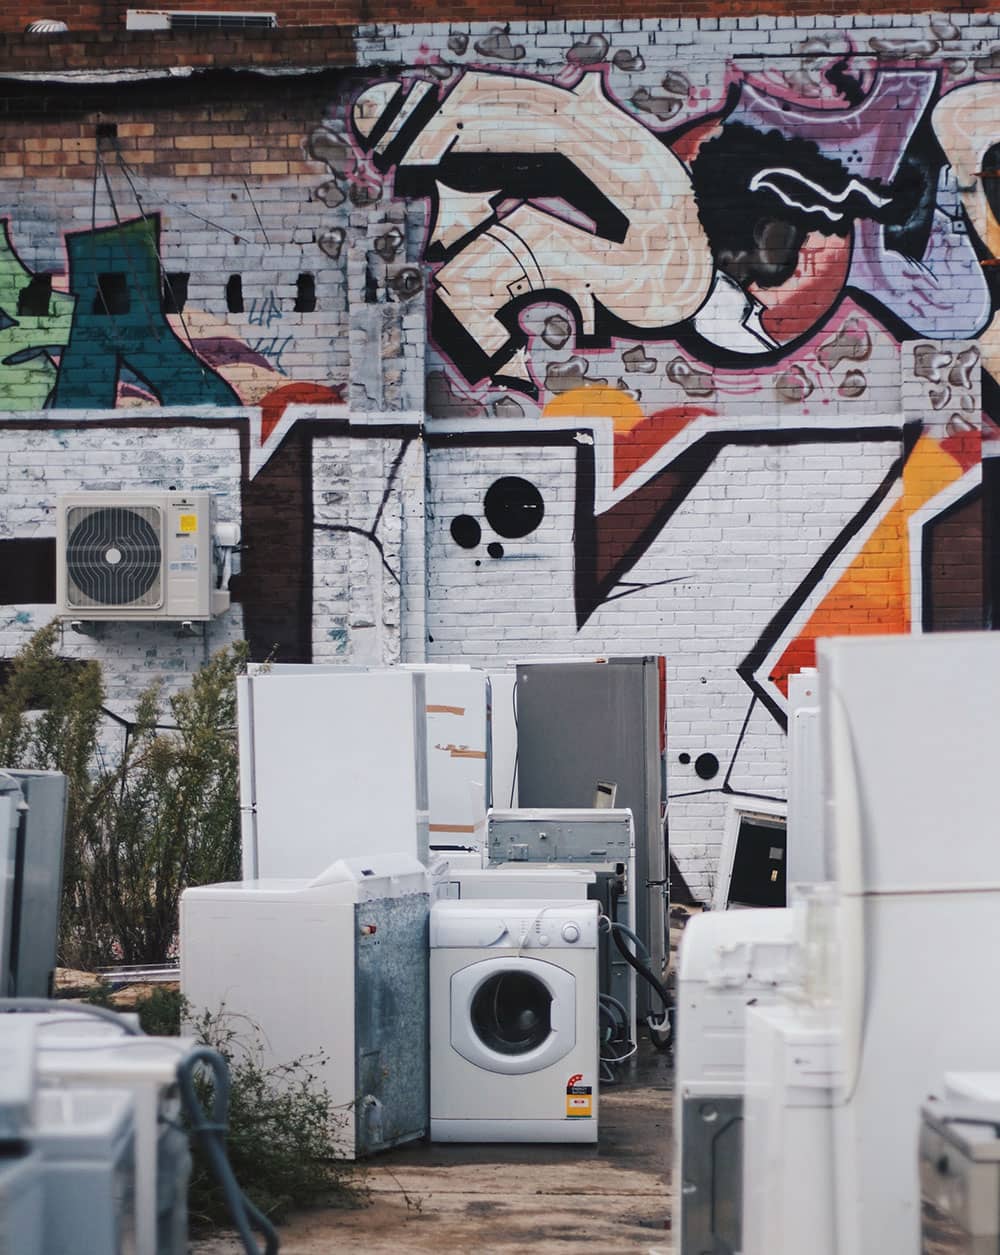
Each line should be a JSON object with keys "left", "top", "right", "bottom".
{"left": 430, "top": 898, "right": 597, "bottom": 949}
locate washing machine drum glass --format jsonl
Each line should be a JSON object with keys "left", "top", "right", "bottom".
{"left": 471, "top": 970, "right": 552, "bottom": 1054}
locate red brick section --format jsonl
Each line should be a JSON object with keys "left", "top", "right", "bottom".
{"left": 0, "top": 25, "right": 354, "bottom": 70}
{"left": 5, "top": 0, "right": 1000, "bottom": 39}
{"left": 0, "top": 89, "right": 329, "bottom": 179}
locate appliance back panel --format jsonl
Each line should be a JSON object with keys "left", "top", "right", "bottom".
{"left": 488, "top": 813, "right": 632, "bottom": 864}
{"left": 354, "top": 894, "right": 429, "bottom": 1156}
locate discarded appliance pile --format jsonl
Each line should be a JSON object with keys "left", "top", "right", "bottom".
{"left": 0, "top": 654, "right": 672, "bottom": 1254}
{"left": 675, "top": 632, "right": 1000, "bottom": 1255}
{"left": 183, "top": 658, "right": 673, "bottom": 1161}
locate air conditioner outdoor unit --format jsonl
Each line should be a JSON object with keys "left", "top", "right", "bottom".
{"left": 125, "top": 9, "right": 277, "bottom": 29}
{"left": 55, "top": 492, "right": 230, "bottom": 622}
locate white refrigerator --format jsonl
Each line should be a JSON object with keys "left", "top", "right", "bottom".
{"left": 818, "top": 632, "right": 1000, "bottom": 1255}
{"left": 238, "top": 668, "right": 429, "bottom": 878}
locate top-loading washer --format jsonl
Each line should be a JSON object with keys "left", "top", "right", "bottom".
{"left": 430, "top": 897, "right": 599, "bottom": 1143}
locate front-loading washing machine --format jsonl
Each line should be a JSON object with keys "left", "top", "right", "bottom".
{"left": 430, "top": 897, "right": 599, "bottom": 1143}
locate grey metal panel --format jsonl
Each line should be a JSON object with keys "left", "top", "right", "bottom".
{"left": 0, "top": 774, "right": 22, "bottom": 998}
{"left": 6, "top": 771, "right": 67, "bottom": 998}
{"left": 513, "top": 658, "right": 666, "bottom": 1012}
{"left": 488, "top": 812, "right": 632, "bottom": 863}
{"left": 354, "top": 893, "right": 429, "bottom": 1156}
{"left": 681, "top": 1094, "right": 743, "bottom": 1255}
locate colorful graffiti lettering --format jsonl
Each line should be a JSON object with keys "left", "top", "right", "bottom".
{"left": 348, "top": 56, "right": 997, "bottom": 735}
{"left": 352, "top": 68, "right": 994, "bottom": 391}
{"left": 0, "top": 215, "right": 238, "bottom": 409}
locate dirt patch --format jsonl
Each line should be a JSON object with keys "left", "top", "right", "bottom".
{"left": 193, "top": 1047, "right": 674, "bottom": 1254}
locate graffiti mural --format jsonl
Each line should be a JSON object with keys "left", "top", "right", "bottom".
{"left": 347, "top": 57, "right": 997, "bottom": 647}
{"left": 341, "top": 40, "right": 997, "bottom": 891}
{"left": 350, "top": 66, "right": 994, "bottom": 389}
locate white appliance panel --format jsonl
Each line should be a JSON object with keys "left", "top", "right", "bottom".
{"left": 240, "top": 671, "right": 426, "bottom": 878}
{"left": 442, "top": 866, "right": 596, "bottom": 901}
{"left": 487, "top": 669, "right": 518, "bottom": 809}
{"left": 423, "top": 670, "right": 490, "bottom": 848}
{"left": 832, "top": 889, "right": 1000, "bottom": 1254}
{"left": 819, "top": 634, "right": 1000, "bottom": 894}
{"left": 742, "top": 1004, "right": 837, "bottom": 1255}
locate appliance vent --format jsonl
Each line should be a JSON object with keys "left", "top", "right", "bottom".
{"left": 64, "top": 503, "right": 163, "bottom": 610}
{"left": 125, "top": 9, "right": 277, "bottom": 29}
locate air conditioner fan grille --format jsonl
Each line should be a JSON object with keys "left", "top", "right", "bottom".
{"left": 65, "top": 505, "right": 163, "bottom": 609}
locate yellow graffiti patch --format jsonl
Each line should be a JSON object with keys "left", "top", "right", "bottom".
{"left": 542, "top": 386, "right": 646, "bottom": 434}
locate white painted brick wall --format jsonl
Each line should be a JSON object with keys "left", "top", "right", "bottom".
{"left": 0, "top": 420, "right": 243, "bottom": 709}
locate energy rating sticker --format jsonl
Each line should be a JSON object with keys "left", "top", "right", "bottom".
{"left": 566, "top": 1073, "right": 593, "bottom": 1118}
{"left": 179, "top": 514, "right": 198, "bottom": 533}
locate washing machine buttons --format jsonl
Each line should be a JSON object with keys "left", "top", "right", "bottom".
{"left": 537, "top": 933, "right": 551, "bottom": 947}
{"left": 561, "top": 922, "right": 581, "bottom": 943}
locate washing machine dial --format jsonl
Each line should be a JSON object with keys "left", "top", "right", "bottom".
{"left": 561, "top": 922, "right": 581, "bottom": 943}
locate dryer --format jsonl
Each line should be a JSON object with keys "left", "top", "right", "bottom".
{"left": 430, "top": 898, "right": 599, "bottom": 1143}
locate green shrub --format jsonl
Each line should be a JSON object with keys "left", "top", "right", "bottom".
{"left": 184, "top": 1005, "right": 366, "bottom": 1228}
{"left": 0, "top": 622, "right": 248, "bottom": 968}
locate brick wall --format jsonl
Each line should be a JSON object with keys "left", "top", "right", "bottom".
{"left": 4, "top": 0, "right": 999, "bottom": 36}
{"left": 0, "top": 16, "right": 996, "bottom": 894}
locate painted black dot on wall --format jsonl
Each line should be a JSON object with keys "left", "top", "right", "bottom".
{"left": 694, "top": 753, "right": 720, "bottom": 780}
{"left": 678, "top": 753, "right": 691, "bottom": 765}
{"left": 483, "top": 476, "right": 545, "bottom": 539}
{"left": 450, "top": 515, "right": 481, "bottom": 549}
{"left": 487, "top": 542, "right": 504, "bottom": 559}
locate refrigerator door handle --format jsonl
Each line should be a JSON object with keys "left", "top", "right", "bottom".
{"left": 828, "top": 685, "right": 868, "bottom": 1103}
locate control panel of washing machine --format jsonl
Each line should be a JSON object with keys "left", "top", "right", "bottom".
{"left": 429, "top": 898, "right": 599, "bottom": 949}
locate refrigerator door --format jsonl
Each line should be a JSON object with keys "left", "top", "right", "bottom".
{"left": 239, "top": 671, "right": 427, "bottom": 878}
{"left": 423, "top": 670, "right": 490, "bottom": 851}
{"left": 818, "top": 633, "right": 1000, "bottom": 895}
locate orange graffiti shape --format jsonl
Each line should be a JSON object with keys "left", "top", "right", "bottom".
{"left": 770, "top": 435, "right": 966, "bottom": 695}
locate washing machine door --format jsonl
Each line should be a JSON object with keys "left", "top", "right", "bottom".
{"left": 450, "top": 956, "right": 577, "bottom": 1076}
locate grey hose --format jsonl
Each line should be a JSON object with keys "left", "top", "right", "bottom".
{"left": 176, "top": 1046, "right": 280, "bottom": 1255}
{"left": 609, "top": 923, "right": 673, "bottom": 1052}
{"left": 598, "top": 993, "right": 629, "bottom": 1032}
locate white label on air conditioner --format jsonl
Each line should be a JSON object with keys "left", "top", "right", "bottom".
{"left": 169, "top": 562, "right": 198, "bottom": 572}
{"left": 179, "top": 544, "right": 197, "bottom": 561}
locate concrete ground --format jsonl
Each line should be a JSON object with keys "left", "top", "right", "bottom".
{"left": 194, "top": 1043, "right": 674, "bottom": 1254}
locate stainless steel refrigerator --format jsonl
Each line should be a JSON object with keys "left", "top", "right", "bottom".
{"left": 513, "top": 656, "right": 667, "bottom": 1011}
